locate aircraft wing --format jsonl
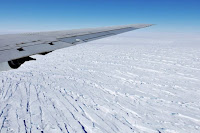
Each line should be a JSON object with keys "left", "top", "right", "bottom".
{"left": 0, "top": 24, "right": 153, "bottom": 70}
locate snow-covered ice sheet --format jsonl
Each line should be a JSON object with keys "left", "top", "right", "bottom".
{"left": 0, "top": 32, "right": 200, "bottom": 133}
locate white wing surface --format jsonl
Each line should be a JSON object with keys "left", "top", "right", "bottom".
{"left": 0, "top": 24, "right": 153, "bottom": 70}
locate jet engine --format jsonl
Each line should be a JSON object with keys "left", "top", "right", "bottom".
{"left": 0, "top": 57, "right": 35, "bottom": 71}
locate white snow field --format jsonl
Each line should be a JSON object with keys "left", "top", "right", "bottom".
{"left": 0, "top": 32, "right": 200, "bottom": 133}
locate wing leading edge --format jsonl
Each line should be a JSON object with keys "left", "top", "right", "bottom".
{"left": 0, "top": 24, "right": 153, "bottom": 71}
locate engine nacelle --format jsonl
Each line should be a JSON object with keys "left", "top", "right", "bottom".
{"left": 0, "top": 57, "right": 36, "bottom": 72}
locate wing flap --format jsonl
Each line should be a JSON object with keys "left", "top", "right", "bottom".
{"left": 0, "top": 42, "right": 74, "bottom": 63}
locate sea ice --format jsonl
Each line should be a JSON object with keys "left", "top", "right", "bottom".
{"left": 0, "top": 32, "right": 200, "bottom": 133}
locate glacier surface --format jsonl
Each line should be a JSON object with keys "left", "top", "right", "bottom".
{"left": 0, "top": 32, "right": 200, "bottom": 133}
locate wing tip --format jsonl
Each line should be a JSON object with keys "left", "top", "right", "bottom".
{"left": 132, "top": 24, "right": 155, "bottom": 28}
